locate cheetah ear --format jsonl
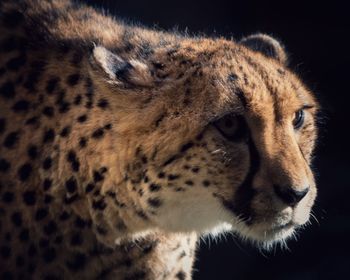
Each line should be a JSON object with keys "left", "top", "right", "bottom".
{"left": 92, "top": 45, "right": 153, "bottom": 87}
{"left": 239, "top": 33, "right": 288, "bottom": 65}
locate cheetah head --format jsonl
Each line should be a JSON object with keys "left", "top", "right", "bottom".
{"left": 90, "top": 33, "right": 318, "bottom": 248}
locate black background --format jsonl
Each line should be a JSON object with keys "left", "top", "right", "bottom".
{"left": 86, "top": 1, "right": 350, "bottom": 279}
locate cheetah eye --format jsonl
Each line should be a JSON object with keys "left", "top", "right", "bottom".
{"left": 293, "top": 109, "right": 305, "bottom": 129}
{"left": 214, "top": 114, "right": 246, "bottom": 141}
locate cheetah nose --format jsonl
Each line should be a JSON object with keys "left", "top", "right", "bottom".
{"left": 273, "top": 185, "right": 309, "bottom": 206}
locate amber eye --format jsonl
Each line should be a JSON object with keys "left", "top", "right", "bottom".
{"left": 214, "top": 114, "right": 246, "bottom": 141}
{"left": 293, "top": 109, "right": 305, "bottom": 129}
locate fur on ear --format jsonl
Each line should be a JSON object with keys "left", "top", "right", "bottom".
{"left": 92, "top": 45, "right": 153, "bottom": 87}
{"left": 240, "top": 33, "right": 288, "bottom": 65}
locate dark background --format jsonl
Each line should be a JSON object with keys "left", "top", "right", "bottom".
{"left": 85, "top": 1, "right": 350, "bottom": 279}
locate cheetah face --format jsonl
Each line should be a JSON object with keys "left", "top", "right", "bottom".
{"left": 147, "top": 102, "right": 317, "bottom": 247}
{"left": 92, "top": 34, "right": 318, "bottom": 248}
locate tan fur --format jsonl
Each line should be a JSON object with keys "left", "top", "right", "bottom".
{"left": 0, "top": 0, "right": 319, "bottom": 279}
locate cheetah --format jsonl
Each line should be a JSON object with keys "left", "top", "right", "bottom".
{"left": 0, "top": 0, "right": 319, "bottom": 279}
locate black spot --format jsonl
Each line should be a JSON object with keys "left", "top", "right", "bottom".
{"left": 66, "top": 73, "right": 80, "bottom": 86}
{"left": 79, "top": 137, "right": 87, "bottom": 148}
{"left": 0, "top": 245, "right": 11, "bottom": 259}
{"left": 148, "top": 198, "right": 162, "bottom": 208}
{"left": 2, "top": 10, "right": 24, "bottom": 28}
{"left": 92, "top": 199, "right": 106, "bottom": 210}
{"left": 4, "top": 232, "right": 11, "bottom": 242}
{"left": 6, "top": 53, "right": 27, "bottom": 71}
{"left": 28, "top": 263, "right": 36, "bottom": 274}
{"left": 39, "top": 238, "right": 49, "bottom": 248}
{"left": 27, "top": 244, "right": 37, "bottom": 257}
{"left": 93, "top": 170, "right": 104, "bottom": 183}
{"left": 68, "top": 232, "right": 83, "bottom": 247}
{"left": 104, "top": 123, "right": 112, "bottom": 130}
{"left": 74, "top": 94, "right": 82, "bottom": 105}
{"left": 43, "top": 129, "right": 55, "bottom": 143}
{"left": 136, "top": 210, "right": 149, "bottom": 220}
{"left": 91, "top": 128, "right": 104, "bottom": 138}
{"left": 191, "top": 167, "right": 200, "bottom": 173}
{"left": 19, "top": 228, "right": 29, "bottom": 242}
{"left": 65, "top": 177, "right": 77, "bottom": 193}
{"left": 180, "top": 142, "right": 194, "bottom": 153}
{"left": 175, "top": 271, "right": 186, "bottom": 280}
{"left": 23, "top": 60, "right": 47, "bottom": 92}
{"left": 157, "top": 172, "right": 165, "bottom": 179}
{"left": 202, "top": 180, "right": 211, "bottom": 187}
{"left": 23, "top": 191, "right": 36, "bottom": 205}
{"left": 58, "top": 101, "right": 70, "bottom": 113}
{"left": 94, "top": 226, "right": 107, "bottom": 236}
{"left": 11, "top": 212, "right": 22, "bottom": 227}
{"left": 25, "top": 116, "right": 39, "bottom": 126}
{"left": 85, "top": 183, "right": 95, "bottom": 193}
{"left": 162, "top": 155, "right": 178, "bottom": 167}
{"left": 149, "top": 183, "right": 161, "bottom": 192}
{"left": 54, "top": 235, "right": 63, "bottom": 244}
{"left": 0, "top": 118, "right": 5, "bottom": 134}
{"left": 0, "top": 37, "right": 17, "bottom": 53}
{"left": 42, "top": 157, "right": 52, "bottom": 170}
{"left": 59, "top": 211, "right": 71, "bottom": 221}
{"left": 35, "top": 208, "right": 48, "bottom": 221}
{"left": 60, "top": 126, "right": 71, "bottom": 137}
{"left": 12, "top": 99, "right": 30, "bottom": 112}
{"left": 27, "top": 145, "right": 38, "bottom": 159}
{"left": 16, "top": 255, "right": 25, "bottom": 267}
{"left": 43, "top": 247, "right": 56, "bottom": 263}
{"left": 0, "top": 158, "right": 11, "bottom": 172}
{"left": 46, "top": 77, "right": 60, "bottom": 94}
{"left": 85, "top": 101, "right": 93, "bottom": 109}
{"left": 74, "top": 217, "right": 87, "bottom": 228}
{"left": 97, "top": 98, "right": 109, "bottom": 109}
{"left": 43, "top": 178, "right": 52, "bottom": 191}
{"left": 67, "top": 150, "right": 80, "bottom": 172}
{"left": 43, "top": 220, "right": 57, "bottom": 235}
{"left": 3, "top": 131, "right": 19, "bottom": 148}
{"left": 66, "top": 253, "right": 86, "bottom": 271}
{"left": 18, "top": 163, "right": 32, "bottom": 182}
{"left": 2, "top": 191, "right": 14, "bottom": 203}
{"left": 168, "top": 174, "right": 180, "bottom": 181}
{"left": 77, "top": 114, "right": 87, "bottom": 122}
{"left": 44, "top": 194, "right": 54, "bottom": 204}
{"left": 0, "top": 81, "right": 16, "bottom": 99}
{"left": 42, "top": 106, "right": 54, "bottom": 117}
{"left": 185, "top": 180, "right": 194, "bottom": 186}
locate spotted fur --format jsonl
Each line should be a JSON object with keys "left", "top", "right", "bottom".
{"left": 0, "top": 0, "right": 319, "bottom": 279}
